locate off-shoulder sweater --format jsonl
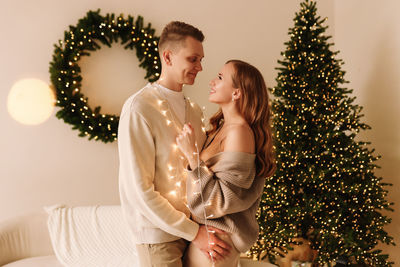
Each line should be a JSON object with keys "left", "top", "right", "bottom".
{"left": 186, "top": 151, "right": 265, "bottom": 252}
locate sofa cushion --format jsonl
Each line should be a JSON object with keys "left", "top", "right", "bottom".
{"left": 2, "top": 255, "right": 63, "bottom": 267}
{"left": 46, "top": 205, "right": 138, "bottom": 267}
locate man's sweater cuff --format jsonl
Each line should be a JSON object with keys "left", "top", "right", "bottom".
{"left": 185, "top": 220, "right": 200, "bottom": 241}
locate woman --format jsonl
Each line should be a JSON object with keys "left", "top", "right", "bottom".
{"left": 176, "top": 60, "right": 276, "bottom": 267}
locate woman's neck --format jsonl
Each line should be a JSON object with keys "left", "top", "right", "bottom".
{"left": 220, "top": 103, "right": 246, "bottom": 125}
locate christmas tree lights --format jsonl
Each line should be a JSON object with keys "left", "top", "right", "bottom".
{"left": 249, "top": 1, "right": 395, "bottom": 266}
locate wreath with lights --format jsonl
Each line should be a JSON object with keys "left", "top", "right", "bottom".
{"left": 49, "top": 10, "right": 161, "bottom": 143}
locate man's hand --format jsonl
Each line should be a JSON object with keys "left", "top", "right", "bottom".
{"left": 191, "top": 225, "right": 232, "bottom": 262}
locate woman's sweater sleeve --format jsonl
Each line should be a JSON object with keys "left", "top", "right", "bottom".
{"left": 186, "top": 153, "right": 261, "bottom": 219}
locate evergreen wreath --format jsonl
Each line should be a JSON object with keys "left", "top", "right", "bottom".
{"left": 49, "top": 10, "right": 161, "bottom": 143}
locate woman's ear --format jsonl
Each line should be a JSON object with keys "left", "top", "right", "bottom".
{"left": 233, "top": 89, "right": 242, "bottom": 100}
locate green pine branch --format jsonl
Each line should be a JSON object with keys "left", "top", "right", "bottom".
{"left": 250, "top": 1, "right": 395, "bottom": 266}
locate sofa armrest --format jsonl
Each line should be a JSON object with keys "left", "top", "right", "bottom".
{"left": 0, "top": 211, "right": 54, "bottom": 265}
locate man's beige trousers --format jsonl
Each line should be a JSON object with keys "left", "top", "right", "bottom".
{"left": 136, "top": 239, "right": 187, "bottom": 267}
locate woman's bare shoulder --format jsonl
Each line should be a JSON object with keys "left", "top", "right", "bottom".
{"left": 222, "top": 124, "right": 255, "bottom": 153}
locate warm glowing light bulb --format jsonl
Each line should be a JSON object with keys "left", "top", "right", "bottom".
{"left": 7, "top": 79, "right": 55, "bottom": 125}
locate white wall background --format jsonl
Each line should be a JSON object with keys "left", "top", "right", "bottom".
{"left": 0, "top": 0, "right": 398, "bottom": 265}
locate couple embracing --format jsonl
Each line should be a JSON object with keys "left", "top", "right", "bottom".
{"left": 118, "top": 21, "right": 275, "bottom": 267}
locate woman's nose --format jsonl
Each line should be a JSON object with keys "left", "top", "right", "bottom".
{"left": 209, "top": 79, "right": 215, "bottom": 87}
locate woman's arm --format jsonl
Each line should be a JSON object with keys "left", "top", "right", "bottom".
{"left": 183, "top": 125, "right": 264, "bottom": 218}
{"left": 178, "top": 124, "right": 262, "bottom": 219}
{"left": 186, "top": 156, "right": 263, "bottom": 219}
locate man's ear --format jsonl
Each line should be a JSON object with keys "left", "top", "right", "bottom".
{"left": 162, "top": 50, "right": 173, "bottom": 66}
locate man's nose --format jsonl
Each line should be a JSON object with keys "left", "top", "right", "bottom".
{"left": 195, "top": 62, "right": 203, "bottom": 71}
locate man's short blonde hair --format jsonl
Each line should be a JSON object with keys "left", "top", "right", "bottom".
{"left": 158, "top": 21, "right": 204, "bottom": 51}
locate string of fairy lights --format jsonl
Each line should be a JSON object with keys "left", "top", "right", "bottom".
{"left": 154, "top": 83, "right": 217, "bottom": 263}
{"left": 49, "top": 10, "right": 161, "bottom": 143}
{"left": 50, "top": 9, "right": 220, "bottom": 262}
{"left": 249, "top": 1, "right": 394, "bottom": 266}
{"left": 48, "top": 4, "right": 394, "bottom": 266}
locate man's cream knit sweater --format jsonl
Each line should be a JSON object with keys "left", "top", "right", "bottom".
{"left": 118, "top": 83, "right": 206, "bottom": 244}
{"left": 187, "top": 151, "right": 265, "bottom": 252}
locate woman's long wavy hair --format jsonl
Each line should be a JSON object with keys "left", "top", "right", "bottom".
{"left": 207, "top": 60, "right": 276, "bottom": 178}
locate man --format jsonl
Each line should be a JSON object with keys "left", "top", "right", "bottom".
{"left": 118, "top": 21, "right": 230, "bottom": 267}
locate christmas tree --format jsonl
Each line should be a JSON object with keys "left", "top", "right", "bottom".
{"left": 249, "top": 1, "right": 395, "bottom": 266}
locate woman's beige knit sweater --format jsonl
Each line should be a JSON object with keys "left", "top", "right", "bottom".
{"left": 186, "top": 151, "right": 265, "bottom": 252}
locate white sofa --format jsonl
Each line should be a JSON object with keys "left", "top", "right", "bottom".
{"left": 0, "top": 209, "right": 275, "bottom": 267}
{"left": 0, "top": 211, "right": 62, "bottom": 266}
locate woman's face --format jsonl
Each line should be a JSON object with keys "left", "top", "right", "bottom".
{"left": 208, "top": 62, "right": 236, "bottom": 104}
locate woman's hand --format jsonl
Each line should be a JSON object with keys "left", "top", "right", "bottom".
{"left": 176, "top": 123, "right": 198, "bottom": 169}
{"left": 192, "top": 225, "right": 231, "bottom": 262}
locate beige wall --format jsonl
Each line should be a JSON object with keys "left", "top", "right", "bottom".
{"left": 334, "top": 1, "right": 400, "bottom": 265}
{"left": 0, "top": 0, "right": 333, "bottom": 219}
{"left": 1, "top": 0, "right": 398, "bottom": 264}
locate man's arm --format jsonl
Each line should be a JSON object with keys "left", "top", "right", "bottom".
{"left": 119, "top": 109, "right": 199, "bottom": 241}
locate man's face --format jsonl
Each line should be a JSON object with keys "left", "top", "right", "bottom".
{"left": 170, "top": 36, "right": 204, "bottom": 85}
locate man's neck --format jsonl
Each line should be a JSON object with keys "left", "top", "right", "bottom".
{"left": 157, "top": 75, "right": 183, "bottom": 92}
